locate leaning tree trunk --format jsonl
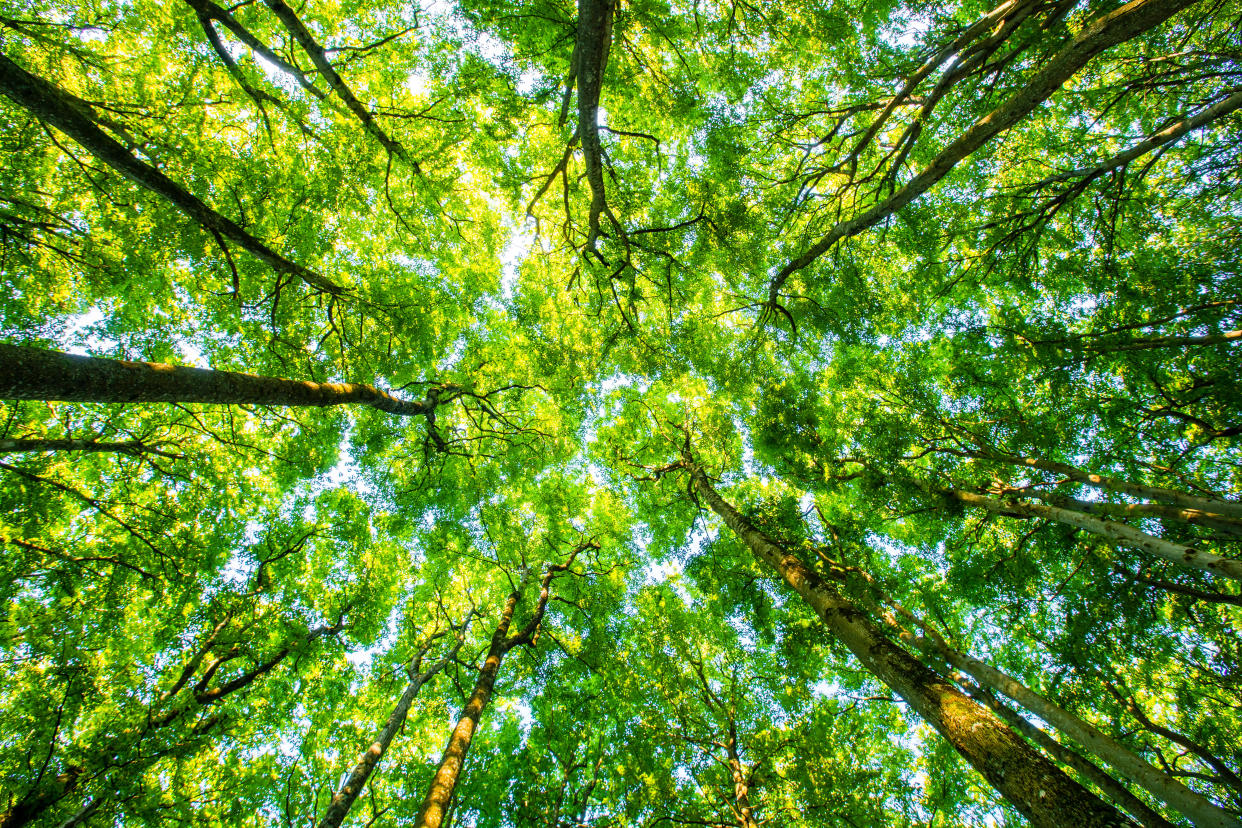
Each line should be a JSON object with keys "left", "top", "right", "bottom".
{"left": 683, "top": 459, "right": 1134, "bottom": 828}
{"left": 846, "top": 575, "right": 1235, "bottom": 827}
{"left": 0, "top": 343, "right": 441, "bottom": 417}
{"left": 318, "top": 627, "right": 467, "bottom": 828}
{"left": 768, "top": 0, "right": 1199, "bottom": 298}
{"left": 953, "top": 678, "right": 1176, "bottom": 828}
{"left": 573, "top": 0, "right": 616, "bottom": 252}
{"left": 894, "top": 623, "right": 1240, "bottom": 827}
{"left": 414, "top": 546, "right": 586, "bottom": 828}
{"left": 957, "top": 448, "right": 1242, "bottom": 521}
{"left": 944, "top": 487, "right": 1242, "bottom": 581}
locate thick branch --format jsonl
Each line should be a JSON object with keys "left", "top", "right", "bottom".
{"left": 769, "top": 0, "right": 1198, "bottom": 301}
{"left": 0, "top": 55, "right": 342, "bottom": 294}
{"left": 0, "top": 343, "right": 436, "bottom": 417}
{"left": 262, "top": 0, "right": 419, "bottom": 171}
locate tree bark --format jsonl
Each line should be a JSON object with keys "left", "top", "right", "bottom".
{"left": 414, "top": 546, "right": 587, "bottom": 828}
{"left": 1025, "top": 490, "right": 1242, "bottom": 538}
{"left": 0, "top": 343, "right": 438, "bottom": 417}
{"left": 318, "top": 629, "right": 467, "bottom": 828}
{"left": 901, "top": 633, "right": 1240, "bottom": 828}
{"left": 953, "top": 679, "right": 1177, "bottom": 828}
{"left": 573, "top": 0, "right": 616, "bottom": 251}
{"left": 945, "top": 487, "right": 1242, "bottom": 581}
{"left": 0, "top": 438, "right": 180, "bottom": 458}
{"left": 0, "top": 55, "right": 342, "bottom": 295}
{"left": 182, "top": 0, "right": 328, "bottom": 99}
{"left": 769, "top": 0, "right": 1199, "bottom": 299}
{"left": 954, "top": 448, "right": 1242, "bottom": 521}
{"left": 683, "top": 459, "right": 1134, "bottom": 828}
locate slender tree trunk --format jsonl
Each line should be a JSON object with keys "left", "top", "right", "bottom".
{"left": 769, "top": 0, "right": 1198, "bottom": 297}
{"left": 414, "top": 593, "right": 518, "bottom": 828}
{"left": 0, "top": 343, "right": 438, "bottom": 417}
{"left": 0, "top": 55, "right": 342, "bottom": 295}
{"left": 726, "top": 735, "right": 758, "bottom": 828}
{"left": 414, "top": 546, "right": 587, "bottom": 828}
{"left": 684, "top": 459, "right": 1134, "bottom": 827}
{"left": 318, "top": 630, "right": 466, "bottom": 828}
{"left": 261, "top": 0, "right": 417, "bottom": 170}
{"left": 53, "top": 796, "right": 101, "bottom": 828}
{"left": 1086, "top": 330, "right": 1242, "bottom": 353}
{"left": 573, "top": 0, "right": 616, "bottom": 251}
{"left": 1027, "top": 88, "right": 1242, "bottom": 194}
{"left": 945, "top": 487, "right": 1242, "bottom": 581}
{"left": 956, "top": 449, "right": 1242, "bottom": 521}
{"left": 1023, "top": 491, "right": 1242, "bottom": 538}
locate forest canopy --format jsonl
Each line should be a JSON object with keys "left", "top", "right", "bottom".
{"left": 0, "top": 0, "right": 1240, "bottom": 825}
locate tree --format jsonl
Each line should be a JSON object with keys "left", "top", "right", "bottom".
{"left": 2, "top": 0, "right": 1240, "bottom": 824}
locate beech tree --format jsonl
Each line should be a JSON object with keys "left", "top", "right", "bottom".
{"left": 1, "top": 0, "right": 1240, "bottom": 824}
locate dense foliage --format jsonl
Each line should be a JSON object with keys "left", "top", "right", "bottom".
{"left": 1, "top": 0, "right": 1240, "bottom": 824}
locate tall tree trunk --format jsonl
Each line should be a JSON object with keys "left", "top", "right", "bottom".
{"left": 897, "top": 629, "right": 1240, "bottom": 828}
{"left": 953, "top": 448, "right": 1242, "bottom": 520}
{"left": 0, "top": 55, "right": 342, "bottom": 295}
{"left": 1023, "top": 491, "right": 1242, "bottom": 538}
{"left": 0, "top": 343, "right": 439, "bottom": 417}
{"left": 414, "top": 546, "right": 587, "bottom": 828}
{"left": 683, "top": 459, "right": 1134, "bottom": 827}
{"left": 0, "top": 438, "right": 180, "bottom": 458}
{"left": 952, "top": 678, "right": 1176, "bottom": 828}
{"left": 573, "top": 0, "right": 616, "bottom": 252}
{"left": 845, "top": 574, "right": 1235, "bottom": 827}
{"left": 945, "top": 487, "right": 1242, "bottom": 581}
{"left": 318, "top": 628, "right": 467, "bottom": 828}
{"left": 725, "top": 728, "right": 759, "bottom": 828}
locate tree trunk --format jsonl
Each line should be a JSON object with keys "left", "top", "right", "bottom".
{"left": 261, "top": 0, "right": 417, "bottom": 170}
{"left": 414, "top": 547, "right": 586, "bottom": 828}
{"left": 945, "top": 487, "right": 1242, "bottom": 581}
{"left": 0, "top": 55, "right": 342, "bottom": 295}
{"left": 726, "top": 736, "right": 758, "bottom": 828}
{"left": 1024, "top": 491, "right": 1242, "bottom": 538}
{"left": 901, "top": 634, "right": 1240, "bottom": 828}
{"left": 0, "top": 770, "right": 81, "bottom": 828}
{"left": 573, "top": 0, "right": 616, "bottom": 251}
{"left": 318, "top": 631, "right": 466, "bottom": 828}
{"left": 0, "top": 438, "right": 180, "bottom": 458}
{"left": 684, "top": 460, "right": 1134, "bottom": 828}
{"left": 0, "top": 343, "right": 437, "bottom": 417}
{"left": 953, "top": 678, "right": 1176, "bottom": 828}
{"left": 958, "top": 449, "right": 1242, "bottom": 520}
{"left": 413, "top": 592, "right": 519, "bottom": 828}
